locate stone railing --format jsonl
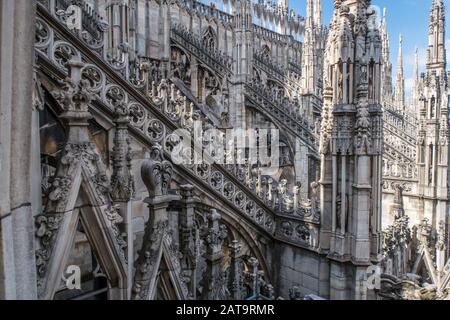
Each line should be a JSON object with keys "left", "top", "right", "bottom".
{"left": 181, "top": 0, "right": 233, "bottom": 25}
{"left": 252, "top": 25, "right": 303, "bottom": 50}
{"left": 179, "top": 0, "right": 305, "bottom": 49}
{"left": 384, "top": 119, "right": 417, "bottom": 148}
{"left": 53, "top": 0, "right": 108, "bottom": 50}
{"left": 245, "top": 79, "right": 318, "bottom": 151}
{"left": 382, "top": 159, "right": 418, "bottom": 180}
{"left": 38, "top": 0, "right": 133, "bottom": 78}
{"left": 384, "top": 109, "right": 418, "bottom": 144}
{"left": 383, "top": 107, "right": 418, "bottom": 166}
{"left": 254, "top": 51, "right": 287, "bottom": 77}
{"left": 171, "top": 23, "right": 233, "bottom": 77}
{"left": 384, "top": 130, "right": 417, "bottom": 163}
{"left": 253, "top": 53, "right": 302, "bottom": 94}
{"left": 35, "top": 1, "right": 321, "bottom": 250}
{"left": 158, "top": 79, "right": 320, "bottom": 226}
{"left": 288, "top": 58, "right": 302, "bottom": 76}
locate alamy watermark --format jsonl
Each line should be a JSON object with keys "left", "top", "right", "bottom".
{"left": 365, "top": 264, "right": 382, "bottom": 291}
{"left": 62, "top": 265, "right": 81, "bottom": 290}
{"left": 169, "top": 121, "right": 283, "bottom": 176}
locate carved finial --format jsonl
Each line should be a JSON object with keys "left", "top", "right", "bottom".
{"left": 53, "top": 57, "right": 93, "bottom": 128}
{"left": 141, "top": 144, "right": 173, "bottom": 197}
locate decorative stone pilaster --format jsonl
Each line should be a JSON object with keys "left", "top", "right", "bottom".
{"left": 111, "top": 102, "right": 135, "bottom": 203}
{"left": 179, "top": 184, "right": 197, "bottom": 297}
{"left": 105, "top": 0, "right": 131, "bottom": 73}
{"left": 228, "top": 240, "right": 244, "bottom": 300}
{"left": 246, "top": 257, "right": 260, "bottom": 298}
{"left": 382, "top": 184, "right": 411, "bottom": 277}
{"left": 110, "top": 101, "right": 135, "bottom": 296}
{"left": 201, "top": 209, "right": 228, "bottom": 300}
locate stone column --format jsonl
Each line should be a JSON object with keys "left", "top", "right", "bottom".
{"left": 110, "top": 102, "right": 136, "bottom": 299}
{"left": 31, "top": 67, "right": 44, "bottom": 219}
{"left": 295, "top": 140, "right": 309, "bottom": 198}
{"left": 158, "top": 0, "right": 171, "bottom": 78}
{"left": 230, "top": 0, "right": 253, "bottom": 129}
{"left": 190, "top": 58, "right": 198, "bottom": 99}
{"left": 319, "top": 88, "right": 333, "bottom": 252}
{"left": 179, "top": 184, "right": 196, "bottom": 298}
{"left": 132, "top": 193, "right": 178, "bottom": 299}
{"left": 228, "top": 240, "right": 243, "bottom": 300}
{"left": 0, "top": 0, "right": 37, "bottom": 300}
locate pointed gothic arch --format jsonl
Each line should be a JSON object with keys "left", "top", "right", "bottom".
{"left": 36, "top": 156, "right": 128, "bottom": 300}
{"left": 202, "top": 26, "right": 217, "bottom": 52}
{"left": 412, "top": 245, "right": 439, "bottom": 286}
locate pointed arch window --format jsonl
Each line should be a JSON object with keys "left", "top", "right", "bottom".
{"left": 202, "top": 27, "right": 217, "bottom": 52}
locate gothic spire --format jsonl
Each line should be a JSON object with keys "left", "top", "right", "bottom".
{"left": 412, "top": 47, "right": 420, "bottom": 108}
{"left": 302, "top": 0, "right": 321, "bottom": 94}
{"left": 414, "top": 47, "right": 419, "bottom": 86}
{"left": 427, "top": 0, "right": 446, "bottom": 73}
{"left": 395, "top": 34, "right": 405, "bottom": 110}
{"left": 306, "top": 0, "right": 322, "bottom": 29}
{"left": 306, "top": 0, "right": 314, "bottom": 29}
{"left": 380, "top": 8, "right": 393, "bottom": 101}
{"left": 314, "top": 0, "right": 322, "bottom": 29}
{"left": 276, "top": 0, "right": 289, "bottom": 34}
{"left": 381, "top": 8, "right": 390, "bottom": 60}
{"left": 278, "top": 0, "right": 288, "bottom": 8}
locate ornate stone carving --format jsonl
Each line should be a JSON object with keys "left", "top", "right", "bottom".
{"left": 52, "top": 42, "right": 80, "bottom": 71}
{"left": 56, "top": 4, "right": 82, "bottom": 31}
{"left": 141, "top": 144, "right": 173, "bottom": 197}
{"left": 111, "top": 102, "right": 135, "bottom": 202}
{"left": 35, "top": 214, "right": 64, "bottom": 279}
{"left": 437, "top": 220, "right": 446, "bottom": 252}
{"left": 417, "top": 218, "right": 434, "bottom": 249}
{"left": 228, "top": 241, "right": 244, "bottom": 300}
{"left": 355, "top": 96, "right": 372, "bottom": 154}
{"left": 203, "top": 210, "right": 228, "bottom": 250}
{"left": 132, "top": 220, "right": 169, "bottom": 300}
{"left": 201, "top": 210, "right": 229, "bottom": 300}
{"left": 383, "top": 216, "right": 411, "bottom": 256}
{"left": 105, "top": 205, "right": 127, "bottom": 263}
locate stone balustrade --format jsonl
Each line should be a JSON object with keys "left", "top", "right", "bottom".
{"left": 170, "top": 23, "right": 233, "bottom": 75}
{"left": 245, "top": 79, "right": 319, "bottom": 151}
